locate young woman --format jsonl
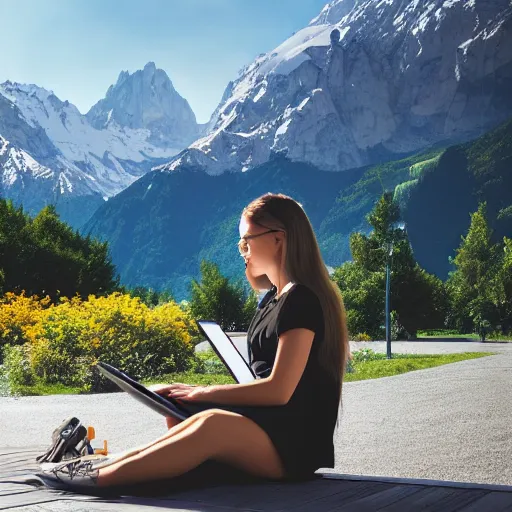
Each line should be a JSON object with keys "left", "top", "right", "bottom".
{"left": 40, "top": 192, "right": 350, "bottom": 490}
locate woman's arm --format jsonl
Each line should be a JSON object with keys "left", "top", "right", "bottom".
{"left": 154, "top": 380, "right": 281, "bottom": 406}
{"left": 173, "top": 328, "right": 315, "bottom": 407}
{"left": 201, "top": 378, "right": 286, "bottom": 406}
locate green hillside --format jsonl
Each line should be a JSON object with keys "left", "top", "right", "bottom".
{"left": 84, "top": 118, "right": 512, "bottom": 300}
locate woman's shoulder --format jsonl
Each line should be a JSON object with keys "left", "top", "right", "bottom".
{"left": 289, "top": 283, "right": 319, "bottom": 300}
{"left": 282, "top": 283, "right": 322, "bottom": 312}
{"left": 275, "top": 283, "right": 324, "bottom": 336}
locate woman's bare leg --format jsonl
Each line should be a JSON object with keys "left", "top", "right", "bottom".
{"left": 166, "top": 416, "right": 181, "bottom": 429}
{"left": 92, "top": 414, "right": 197, "bottom": 469}
{"left": 97, "top": 409, "right": 286, "bottom": 486}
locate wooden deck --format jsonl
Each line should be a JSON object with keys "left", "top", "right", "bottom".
{"left": 1, "top": 448, "right": 512, "bottom": 511}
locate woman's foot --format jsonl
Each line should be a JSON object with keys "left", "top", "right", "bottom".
{"left": 42, "top": 451, "right": 110, "bottom": 466}
{"left": 37, "top": 459, "right": 105, "bottom": 493}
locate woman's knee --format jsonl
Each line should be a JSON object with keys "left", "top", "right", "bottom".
{"left": 191, "top": 409, "right": 240, "bottom": 442}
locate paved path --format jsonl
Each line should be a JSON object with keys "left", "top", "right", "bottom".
{"left": 197, "top": 335, "right": 512, "bottom": 361}
{"left": 347, "top": 338, "right": 512, "bottom": 355}
{"left": 1, "top": 341, "right": 511, "bottom": 486}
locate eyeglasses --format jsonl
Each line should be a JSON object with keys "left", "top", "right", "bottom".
{"left": 238, "top": 229, "right": 282, "bottom": 256}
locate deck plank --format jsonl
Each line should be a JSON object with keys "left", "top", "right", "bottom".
{"left": 288, "top": 481, "right": 394, "bottom": 512}
{"left": 458, "top": 491, "right": 512, "bottom": 511}
{"left": 381, "top": 486, "right": 488, "bottom": 512}
{"left": 332, "top": 484, "right": 426, "bottom": 511}
{"left": 170, "top": 479, "right": 370, "bottom": 510}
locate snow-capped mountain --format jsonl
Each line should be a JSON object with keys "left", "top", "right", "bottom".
{"left": 0, "top": 92, "right": 104, "bottom": 226}
{"left": 0, "top": 63, "right": 198, "bottom": 227}
{"left": 86, "top": 62, "right": 200, "bottom": 148}
{"left": 159, "top": 0, "right": 512, "bottom": 175}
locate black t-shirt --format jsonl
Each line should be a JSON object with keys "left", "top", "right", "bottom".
{"left": 248, "top": 283, "right": 324, "bottom": 378}
{"left": 242, "top": 283, "right": 339, "bottom": 476}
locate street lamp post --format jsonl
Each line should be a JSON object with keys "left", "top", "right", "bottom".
{"left": 385, "top": 223, "right": 405, "bottom": 360}
{"left": 385, "top": 242, "right": 393, "bottom": 359}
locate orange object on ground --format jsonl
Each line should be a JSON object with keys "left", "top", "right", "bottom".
{"left": 87, "top": 426, "right": 95, "bottom": 441}
{"left": 86, "top": 426, "right": 108, "bottom": 455}
{"left": 94, "top": 440, "right": 108, "bottom": 455}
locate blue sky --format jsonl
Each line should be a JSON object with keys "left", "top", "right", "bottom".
{"left": 0, "top": 0, "right": 329, "bottom": 123}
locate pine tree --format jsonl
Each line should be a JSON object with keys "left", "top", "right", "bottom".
{"left": 499, "top": 238, "right": 512, "bottom": 332}
{"left": 447, "top": 203, "right": 502, "bottom": 338}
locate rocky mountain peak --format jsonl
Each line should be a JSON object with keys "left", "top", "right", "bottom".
{"left": 86, "top": 62, "right": 199, "bottom": 148}
{"left": 310, "top": 0, "right": 358, "bottom": 26}
{"left": 144, "top": 61, "right": 157, "bottom": 73}
{"left": 158, "top": 0, "right": 512, "bottom": 176}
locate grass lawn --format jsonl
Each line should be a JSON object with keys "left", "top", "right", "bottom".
{"left": 343, "top": 352, "right": 494, "bottom": 382}
{"left": 417, "top": 334, "right": 480, "bottom": 339}
{"left": 417, "top": 329, "right": 511, "bottom": 341}
{"left": 1, "top": 350, "right": 497, "bottom": 396}
{"left": 0, "top": 368, "right": 235, "bottom": 397}
{"left": 142, "top": 372, "right": 235, "bottom": 387}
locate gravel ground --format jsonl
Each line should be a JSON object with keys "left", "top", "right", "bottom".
{"left": 1, "top": 340, "right": 511, "bottom": 486}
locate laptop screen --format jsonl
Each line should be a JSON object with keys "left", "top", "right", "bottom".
{"left": 197, "top": 321, "right": 256, "bottom": 384}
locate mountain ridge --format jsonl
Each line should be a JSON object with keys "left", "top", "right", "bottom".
{"left": 0, "top": 63, "right": 199, "bottom": 227}
{"left": 157, "top": 0, "right": 512, "bottom": 176}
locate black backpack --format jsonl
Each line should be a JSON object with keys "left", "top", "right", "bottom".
{"left": 36, "top": 416, "right": 90, "bottom": 463}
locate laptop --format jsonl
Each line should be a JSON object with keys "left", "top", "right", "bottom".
{"left": 196, "top": 320, "right": 256, "bottom": 384}
{"left": 96, "top": 320, "right": 256, "bottom": 420}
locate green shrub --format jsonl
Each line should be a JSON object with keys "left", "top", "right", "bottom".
{"left": 194, "top": 350, "right": 230, "bottom": 375}
{"left": 487, "top": 331, "right": 512, "bottom": 341}
{"left": 391, "top": 310, "right": 410, "bottom": 340}
{"left": 350, "top": 348, "right": 383, "bottom": 363}
{"left": 3, "top": 344, "right": 35, "bottom": 388}
{"left": 0, "top": 365, "right": 9, "bottom": 396}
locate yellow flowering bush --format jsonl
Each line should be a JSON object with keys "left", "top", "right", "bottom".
{"left": 1, "top": 292, "right": 200, "bottom": 392}
{"left": 353, "top": 332, "right": 372, "bottom": 342}
{"left": 0, "top": 292, "right": 51, "bottom": 350}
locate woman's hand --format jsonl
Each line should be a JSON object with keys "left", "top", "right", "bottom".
{"left": 149, "top": 383, "right": 213, "bottom": 402}
{"left": 169, "top": 385, "right": 214, "bottom": 402}
{"left": 149, "top": 383, "right": 195, "bottom": 396}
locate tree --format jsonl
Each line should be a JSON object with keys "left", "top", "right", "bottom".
{"left": 391, "top": 265, "right": 448, "bottom": 337}
{"left": 333, "top": 192, "right": 448, "bottom": 339}
{"left": 332, "top": 262, "right": 385, "bottom": 339}
{"left": 0, "top": 200, "right": 32, "bottom": 294}
{"left": 498, "top": 237, "right": 512, "bottom": 332}
{"left": 350, "top": 193, "right": 410, "bottom": 273}
{"left": 0, "top": 199, "right": 119, "bottom": 301}
{"left": 446, "top": 203, "right": 503, "bottom": 338}
{"left": 189, "top": 260, "right": 257, "bottom": 331}
{"left": 128, "top": 286, "right": 175, "bottom": 307}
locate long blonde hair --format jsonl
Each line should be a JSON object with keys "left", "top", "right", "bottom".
{"left": 242, "top": 193, "right": 350, "bottom": 410}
